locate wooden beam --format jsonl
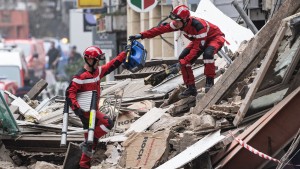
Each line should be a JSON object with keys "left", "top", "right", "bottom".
{"left": 233, "top": 21, "right": 288, "bottom": 126}
{"left": 26, "top": 79, "right": 48, "bottom": 100}
{"left": 192, "top": 0, "right": 300, "bottom": 115}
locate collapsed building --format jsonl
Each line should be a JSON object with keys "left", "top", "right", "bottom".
{"left": 1, "top": 0, "right": 300, "bottom": 169}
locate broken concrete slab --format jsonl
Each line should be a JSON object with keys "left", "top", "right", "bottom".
{"left": 149, "top": 114, "right": 190, "bottom": 132}
{"left": 169, "top": 131, "right": 199, "bottom": 153}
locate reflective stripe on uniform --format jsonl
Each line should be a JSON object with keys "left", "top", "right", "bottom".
{"left": 72, "top": 76, "right": 100, "bottom": 84}
{"left": 203, "top": 59, "right": 214, "bottom": 63}
{"left": 184, "top": 20, "right": 210, "bottom": 40}
{"left": 72, "top": 67, "right": 102, "bottom": 84}
{"left": 170, "top": 22, "right": 177, "bottom": 30}
{"left": 100, "top": 124, "right": 110, "bottom": 133}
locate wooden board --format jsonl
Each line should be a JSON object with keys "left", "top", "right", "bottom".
{"left": 192, "top": 0, "right": 300, "bottom": 115}
{"left": 26, "top": 79, "right": 48, "bottom": 100}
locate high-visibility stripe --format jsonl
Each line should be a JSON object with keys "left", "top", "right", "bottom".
{"left": 184, "top": 20, "right": 210, "bottom": 41}
{"left": 72, "top": 76, "right": 100, "bottom": 84}
{"left": 100, "top": 124, "right": 110, "bottom": 133}
{"left": 170, "top": 22, "right": 177, "bottom": 29}
{"left": 184, "top": 32, "right": 208, "bottom": 39}
{"left": 203, "top": 59, "right": 214, "bottom": 63}
{"left": 72, "top": 67, "right": 102, "bottom": 84}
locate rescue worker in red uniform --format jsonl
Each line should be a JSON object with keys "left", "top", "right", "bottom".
{"left": 129, "top": 5, "right": 225, "bottom": 97}
{"left": 65, "top": 46, "right": 126, "bottom": 169}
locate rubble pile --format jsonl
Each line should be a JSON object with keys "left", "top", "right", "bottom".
{"left": 1, "top": 0, "right": 300, "bottom": 169}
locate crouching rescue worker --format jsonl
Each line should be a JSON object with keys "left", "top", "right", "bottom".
{"left": 129, "top": 5, "right": 226, "bottom": 97}
{"left": 65, "top": 46, "right": 126, "bottom": 169}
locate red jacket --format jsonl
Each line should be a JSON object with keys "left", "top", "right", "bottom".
{"left": 140, "top": 16, "right": 224, "bottom": 48}
{"left": 66, "top": 51, "right": 126, "bottom": 110}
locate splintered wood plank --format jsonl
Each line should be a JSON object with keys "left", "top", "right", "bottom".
{"left": 26, "top": 79, "right": 48, "bottom": 100}
{"left": 233, "top": 22, "right": 288, "bottom": 126}
{"left": 192, "top": 0, "right": 300, "bottom": 115}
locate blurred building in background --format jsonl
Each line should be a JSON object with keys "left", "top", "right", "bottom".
{"left": 0, "top": 0, "right": 73, "bottom": 39}
{"left": 0, "top": 0, "right": 29, "bottom": 39}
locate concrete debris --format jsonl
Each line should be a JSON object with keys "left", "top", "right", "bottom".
{"left": 193, "top": 114, "right": 216, "bottom": 131}
{"left": 1, "top": 2, "right": 300, "bottom": 169}
{"left": 105, "top": 143, "right": 122, "bottom": 165}
{"left": 29, "top": 161, "right": 61, "bottom": 169}
{"left": 149, "top": 114, "right": 190, "bottom": 132}
{"left": 168, "top": 96, "right": 196, "bottom": 116}
{"left": 169, "top": 131, "right": 199, "bottom": 153}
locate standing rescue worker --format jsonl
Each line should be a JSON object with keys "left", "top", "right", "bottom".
{"left": 65, "top": 46, "right": 126, "bottom": 169}
{"left": 129, "top": 5, "right": 225, "bottom": 98}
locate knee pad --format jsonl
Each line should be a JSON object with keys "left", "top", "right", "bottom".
{"left": 203, "top": 46, "right": 215, "bottom": 60}
{"left": 179, "top": 48, "right": 191, "bottom": 60}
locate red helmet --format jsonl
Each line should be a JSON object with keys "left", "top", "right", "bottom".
{"left": 169, "top": 5, "right": 190, "bottom": 21}
{"left": 83, "top": 46, "right": 105, "bottom": 61}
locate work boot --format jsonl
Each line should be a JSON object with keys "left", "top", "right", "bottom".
{"left": 178, "top": 84, "right": 197, "bottom": 99}
{"left": 205, "top": 77, "right": 214, "bottom": 93}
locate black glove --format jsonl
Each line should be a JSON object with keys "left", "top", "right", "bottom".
{"left": 124, "top": 44, "right": 131, "bottom": 51}
{"left": 74, "top": 107, "right": 85, "bottom": 116}
{"left": 129, "top": 34, "right": 142, "bottom": 40}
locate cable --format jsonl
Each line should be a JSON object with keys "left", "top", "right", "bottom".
{"left": 157, "top": 6, "right": 175, "bottom": 49}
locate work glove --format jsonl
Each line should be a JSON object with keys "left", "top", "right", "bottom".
{"left": 74, "top": 107, "right": 85, "bottom": 116}
{"left": 129, "top": 34, "right": 142, "bottom": 41}
{"left": 124, "top": 44, "right": 131, "bottom": 51}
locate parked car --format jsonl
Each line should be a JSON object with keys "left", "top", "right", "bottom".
{"left": 0, "top": 47, "right": 28, "bottom": 87}
{"left": 4, "top": 39, "right": 46, "bottom": 81}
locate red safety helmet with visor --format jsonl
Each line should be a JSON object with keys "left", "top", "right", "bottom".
{"left": 169, "top": 5, "right": 190, "bottom": 26}
{"left": 83, "top": 46, "right": 105, "bottom": 61}
{"left": 83, "top": 46, "right": 105, "bottom": 71}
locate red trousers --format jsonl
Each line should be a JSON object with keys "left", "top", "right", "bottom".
{"left": 179, "top": 35, "right": 225, "bottom": 85}
{"left": 79, "top": 111, "right": 113, "bottom": 169}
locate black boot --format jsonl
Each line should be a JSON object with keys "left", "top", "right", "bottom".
{"left": 179, "top": 84, "right": 197, "bottom": 99}
{"left": 205, "top": 77, "right": 214, "bottom": 93}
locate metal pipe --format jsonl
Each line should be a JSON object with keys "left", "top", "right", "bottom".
{"left": 232, "top": 0, "right": 259, "bottom": 34}
{"left": 87, "top": 91, "right": 97, "bottom": 144}
{"left": 60, "top": 101, "right": 69, "bottom": 147}
{"left": 68, "top": 129, "right": 88, "bottom": 135}
{"left": 217, "top": 50, "right": 233, "bottom": 65}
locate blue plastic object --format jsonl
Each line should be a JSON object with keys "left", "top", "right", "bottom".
{"left": 123, "top": 40, "right": 147, "bottom": 73}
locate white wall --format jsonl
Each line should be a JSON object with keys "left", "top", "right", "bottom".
{"left": 69, "top": 9, "right": 93, "bottom": 54}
